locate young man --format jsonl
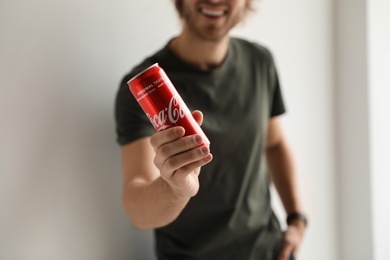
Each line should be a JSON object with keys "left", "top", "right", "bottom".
{"left": 115, "top": 0, "right": 307, "bottom": 259}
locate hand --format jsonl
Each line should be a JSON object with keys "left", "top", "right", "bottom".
{"left": 278, "top": 220, "right": 306, "bottom": 260}
{"left": 150, "top": 110, "right": 213, "bottom": 200}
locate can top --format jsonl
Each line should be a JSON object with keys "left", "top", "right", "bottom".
{"left": 127, "top": 63, "right": 159, "bottom": 85}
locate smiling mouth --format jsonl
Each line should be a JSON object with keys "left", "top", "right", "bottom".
{"left": 199, "top": 6, "right": 228, "bottom": 18}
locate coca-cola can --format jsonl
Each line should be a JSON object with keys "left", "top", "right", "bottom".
{"left": 127, "top": 63, "right": 210, "bottom": 147}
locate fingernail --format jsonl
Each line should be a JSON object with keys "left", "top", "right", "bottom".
{"left": 194, "top": 135, "right": 203, "bottom": 145}
{"left": 200, "top": 146, "right": 209, "bottom": 155}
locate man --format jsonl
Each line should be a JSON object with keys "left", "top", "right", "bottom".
{"left": 115, "top": 0, "right": 307, "bottom": 259}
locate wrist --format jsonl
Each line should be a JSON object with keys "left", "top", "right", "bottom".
{"left": 287, "top": 212, "right": 308, "bottom": 228}
{"left": 160, "top": 177, "right": 191, "bottom": 203}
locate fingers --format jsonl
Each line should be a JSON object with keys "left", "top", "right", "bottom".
{"left": 150, "top": 126, "right": 185, "bottom": 152}
{"left": 173, "top": 153, "right": 213, "bottom": 177}
{"left": 153, "top": 133, "right": 206, "bottom": 169}
{"left": 156, "top": 134, "right": 212, "bottom": 199}
{"left": 159, "top": 144, "right": 210, "bottom": 181}
{"left": 148, "top": 113, "right": 212, "bottom": 199}
{"left": 150, "top": 125, "right": 211, "bottom": 176}
{"left": 191, "top": 110, "right": 203, "bottom": 126}
{"left": 278, "top": 225, "right": 304, "bottom": 260}
{"left": 278, "top": 241, "right": 295, "bottom": 260}
{"left": 163, "top": 146, "right": 211, "bottom": 177}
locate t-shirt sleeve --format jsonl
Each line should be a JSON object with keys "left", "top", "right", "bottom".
{"left": 268, "top": 52, "right": 286, "bottom": 117}
{"left": 115, "top": 69, "right": 155, "bottom": 146}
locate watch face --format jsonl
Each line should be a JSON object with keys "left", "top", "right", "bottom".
{"left": 287, "top": 212, "right": 308, "bottom": 226}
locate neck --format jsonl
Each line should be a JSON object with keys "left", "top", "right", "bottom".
{"left": 170, "top": 30, "right": 230, "bottom": 71}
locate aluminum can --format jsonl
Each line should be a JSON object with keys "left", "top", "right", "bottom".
{"left": 127, "top": 63, "right": 210, "bottom": 147}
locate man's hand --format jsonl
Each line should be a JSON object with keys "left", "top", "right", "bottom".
{"left": 278, "top": 220, "right": 306, "bottom": 260}
{"left": 149, "top": 110, "right": 213, "bottom": 200}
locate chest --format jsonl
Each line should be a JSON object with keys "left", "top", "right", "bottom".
{"left": 173, "top": 70, "right": 271, "bottom": 154}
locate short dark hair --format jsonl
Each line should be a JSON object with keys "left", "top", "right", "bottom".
{"left": 173, "top": 0, "right": 255, "bottom": 17}
{"left": 174, "top": 0, "right": 183, "bottom": 16}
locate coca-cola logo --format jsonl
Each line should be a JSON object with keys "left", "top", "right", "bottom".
{"left": 146, "top": 95, "right": 186, "bottom": 130}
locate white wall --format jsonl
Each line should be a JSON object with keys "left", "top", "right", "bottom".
{"left": 335, "top": 1, "right": 374, "bottom": 259}
{"left": 368, "top": 1, "right": 390, "bottom": 259}
{"left": 0, "top": 0, "right": 338, "bottom": 259}
{"left": 336, "top": 1, "right": 390, "bottom": 259}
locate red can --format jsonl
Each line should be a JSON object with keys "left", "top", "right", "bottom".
{"left": 127, "top": 63, "right": 210, "bottom": 147}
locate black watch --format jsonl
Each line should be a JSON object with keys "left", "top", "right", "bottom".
{"left": 286, "top": 212, "right": 308, "bottom": 227}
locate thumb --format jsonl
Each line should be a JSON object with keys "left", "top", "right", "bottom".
{"left": 191, "top": 110, "right": 203, "bottom": 126}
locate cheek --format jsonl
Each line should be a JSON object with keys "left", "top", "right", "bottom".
{"left": 231, "top": 1, "right": 248, "bottom": 17}
{"left": 229, "top": 7, "right": 246, "bottom": 23}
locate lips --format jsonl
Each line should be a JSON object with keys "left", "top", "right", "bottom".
{"left": 198, "top": 4, "right": 228, "bottom": 18}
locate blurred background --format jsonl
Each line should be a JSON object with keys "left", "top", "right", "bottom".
{"left": 1, "top": 0, "right": 389, "bottom": 259}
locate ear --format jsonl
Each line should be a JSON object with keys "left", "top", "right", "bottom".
{"left": 191, "top": 110, "right": 204, "bottom": 126}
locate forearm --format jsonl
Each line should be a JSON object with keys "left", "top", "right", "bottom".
{"left": 266, "top": 141, "right": 303, "bottom": 214}
{"left": 122, "top": 176, "right": 189, "bottom": 229}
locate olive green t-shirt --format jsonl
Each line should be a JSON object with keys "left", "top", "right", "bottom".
{"left": 115, "top": 37, "right": 286, "bottom": 260}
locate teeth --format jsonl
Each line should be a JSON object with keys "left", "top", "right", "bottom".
{"left": 201, "top": 9, "right": 224, "bottom": 17}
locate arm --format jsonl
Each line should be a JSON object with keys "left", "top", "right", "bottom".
{"left": 121, "top": 111, "right": 212, "bottom": 230}
{"left": 265, "top": 117, "right": 306, "bottom": 260}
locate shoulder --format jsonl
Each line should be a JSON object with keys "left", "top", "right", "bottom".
{"left": 231, "top": 37, "right": 275, "bottom": 64}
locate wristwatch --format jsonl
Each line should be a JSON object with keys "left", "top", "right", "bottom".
{"left": 286, "top": 212, "right": 308, "bottom": 227}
